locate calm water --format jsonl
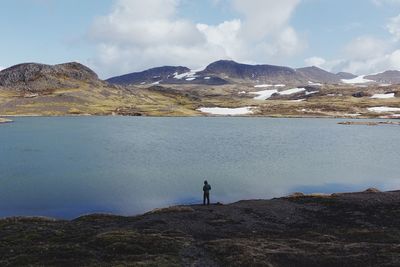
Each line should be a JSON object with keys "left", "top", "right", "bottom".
{"left": 0, "top": 117, "right": 399, "bottom": 218}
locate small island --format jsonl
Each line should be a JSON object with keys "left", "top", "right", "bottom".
{"left": 0, "top": 118, "right": 12, "bottom": 124}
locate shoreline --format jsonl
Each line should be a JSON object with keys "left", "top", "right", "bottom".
{"left": 0, "top": 188, "right": 389, "bottom": 221}
{"left": 1, "top": 188, "right": 399, "bottom": 266}
{"left": 1, "top": 113, "right": 399, "bottom": 119}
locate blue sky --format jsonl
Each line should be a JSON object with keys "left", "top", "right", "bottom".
{"left": 1, "top": 0, "right": 400, "bottom": 78}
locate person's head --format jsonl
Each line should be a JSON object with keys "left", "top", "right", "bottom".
{"left": 204, "top": 180, "right": 208, "bottom": 185}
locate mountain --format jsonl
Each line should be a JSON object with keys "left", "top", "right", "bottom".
{"left": 106, "top": 65, "right": 228, "bottom": 86}
{"left": 296, "top": 66, "right": 341, "bottom": 83}
{"left": 336, "top": 72, "right": 357, "bottom": 80}
{"left": 0, "top": 62, "right": 207, "bottom": 116}
{"left": 365, "top": 70, "right": 400, "bottom": 84}
{"left": 200, "top": 60, "right": 305, "bottom": 84}
{"left": 107, "top": 60, "right": 363, "bottom": 86}
{"left": 106, "top": 66, "right": 190, "bottom": 85}
{"left": 0, "top": 62, "right": 103, "bottom": 92}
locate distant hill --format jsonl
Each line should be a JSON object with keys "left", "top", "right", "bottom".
{"left": 296, "top": 66, "right": 341, "bottom": 84}
{"left": 336, "top": 72, "right": 357, "bottom": 80}
{"left": 365, "top": 70, "right": 400, "bottom": 84}
{"left": 107, "top": 60, "right": 370, "bottom": 86}
{"left": 106, "top": 65, "right": 228, "bottom": 86}
{"left": 0, "top": 62, "right": 103, "bottom": 92}
{"left": 200, "top": 60, "right": 304, "bottom": 84}
{"left": 106, "top": 66, "right": 190, "bottom": 85}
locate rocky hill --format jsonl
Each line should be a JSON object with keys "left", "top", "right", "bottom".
{"left": 296, "top": 66, "right": 341, "bottom": 83}
{"left": 1, "top": 60, "right": 400, "bottom": 118}
{"left": 0, "top": 62, "right": 104, "bottom": 92}
{"left": 106, "top": 66, "right": 190, "bottom": 85}
{"left": 0, "top": 62, "right": 202, "bottom": 116}
{"left": 106, "top": 60, "right": 374, "bottom": 86}
{"left": 1, "top": 189, "right": 399, "bottom": 266}
{"left": 200, "top": 60, "right": 304, "bottom": 84}
{"left": 366, "top": 70, "right": 400, "bottom": 84}
{"left": 336, "top": 72, "right": 357, "bottom": 80}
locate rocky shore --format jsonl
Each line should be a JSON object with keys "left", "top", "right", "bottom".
{"left": 1, "top": 189, "right": 400, "bottom": 266}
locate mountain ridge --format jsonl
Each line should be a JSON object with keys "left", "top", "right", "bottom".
{"left": 107, "top": 60, "right": 400, "bottom": 86}
{"left": 0, "top": 62, "right": 103, "bottom": 92}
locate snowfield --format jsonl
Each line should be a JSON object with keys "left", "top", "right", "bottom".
{"left": 341, "top": 75, "right": 374, "bottom": 84}
{"left": 251, "top": 87, "right": 308, "bottom": 100}
{"left": 308, "top": 81, "right": 322, "bottom": 86}
{"left": 198, "top": 107, "right": 254, "bottom": 115}
{"left": 254, "top": 84, "right": 273, "bottom": 88}
{"left": 250, "top": 89, "right": 278, "bottom": 100}
{"left": 367, "top": 107, "right": 400, "bottom": 113}
{"left": 370, "top": 93, "right": 395, "bottom": 99}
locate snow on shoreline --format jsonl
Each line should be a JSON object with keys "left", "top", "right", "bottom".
{"left": 371, "top": 93, "right": 395, "bottom": 99}
{"left": 198, "top": 107, "right": 254, "bottom": 115}
{"left": 368, "top": 106, "right": 400, "bottom": 113}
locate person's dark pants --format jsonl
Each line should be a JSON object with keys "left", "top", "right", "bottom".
{"left": 203, "top": 192, "right": 210, "bottom": 205}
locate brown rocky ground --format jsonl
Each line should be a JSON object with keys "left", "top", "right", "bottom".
{"left": 1, "top": 190, "right": 400, "bottom": 266}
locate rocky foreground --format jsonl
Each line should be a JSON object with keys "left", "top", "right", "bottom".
{"left": 1, "top": 190, "right": 400, "bottom": 266}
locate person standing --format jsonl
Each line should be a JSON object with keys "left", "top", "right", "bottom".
{"left": 203, "top": 180, "right": 211, "bottom": 205}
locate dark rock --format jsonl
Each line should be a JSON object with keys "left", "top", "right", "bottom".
{"left": 352, "top": 92, "right": 370, "bottom": 98}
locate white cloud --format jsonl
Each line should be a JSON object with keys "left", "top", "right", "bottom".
{"left": 233, "top": 0, "right": 299, "bottom": 38}
{"left": 304, "top": 57, "right": 346, "bottom": 72}
{"left": 88, "top": 0, "right": 304, "bottom": 78}
{"left": 344, "top": 36, "right": 388, "bottom": 61}
{"left": 372, "top": 0, "right": 400, "bottom": 6}
{"left": 387, "top": 14, "right": 400, "bottom": 41}
{"left": 305, "top": 57, "right": 326, "bottom": 68}
{"left": 307, "top": 12, "right": 400, "bottom": 75}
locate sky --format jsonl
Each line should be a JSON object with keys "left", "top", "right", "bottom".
{"left": 1, "top": 0, "right": 400, "bottom": 78}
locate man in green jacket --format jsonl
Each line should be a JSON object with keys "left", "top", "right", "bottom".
{"left": 203, "top": 180, "right": 211, "bottom": 205}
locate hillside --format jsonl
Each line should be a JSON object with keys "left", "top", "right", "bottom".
{"left": 106, "top": 66, "right": 190, "bottom": 85}
{"left": 1, "top": 189, "right": 399, "bottom": 266}
{"left": 366, "top": 70, "right": 400, "bottom": 84}
{"left": 200, "top": 60, "right": 304, "bottom": 84}
{"left": 1, "top": 60, "right": 400, "bottom": 118}
{"left": 296, "top": 66, "right": 341, "bottom": 83}
{"left": 0, "top": 63, "right": 201, "bottom": 116}
{"left": 0, "top": 62, "right": 103, "bottom": 92}
{"left": 106, "top": 60, "right": 366, "bottom": 86}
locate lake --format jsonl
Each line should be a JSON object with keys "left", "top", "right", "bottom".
{"left": 0, "top": 117, "right": 399, "bottom": 219}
